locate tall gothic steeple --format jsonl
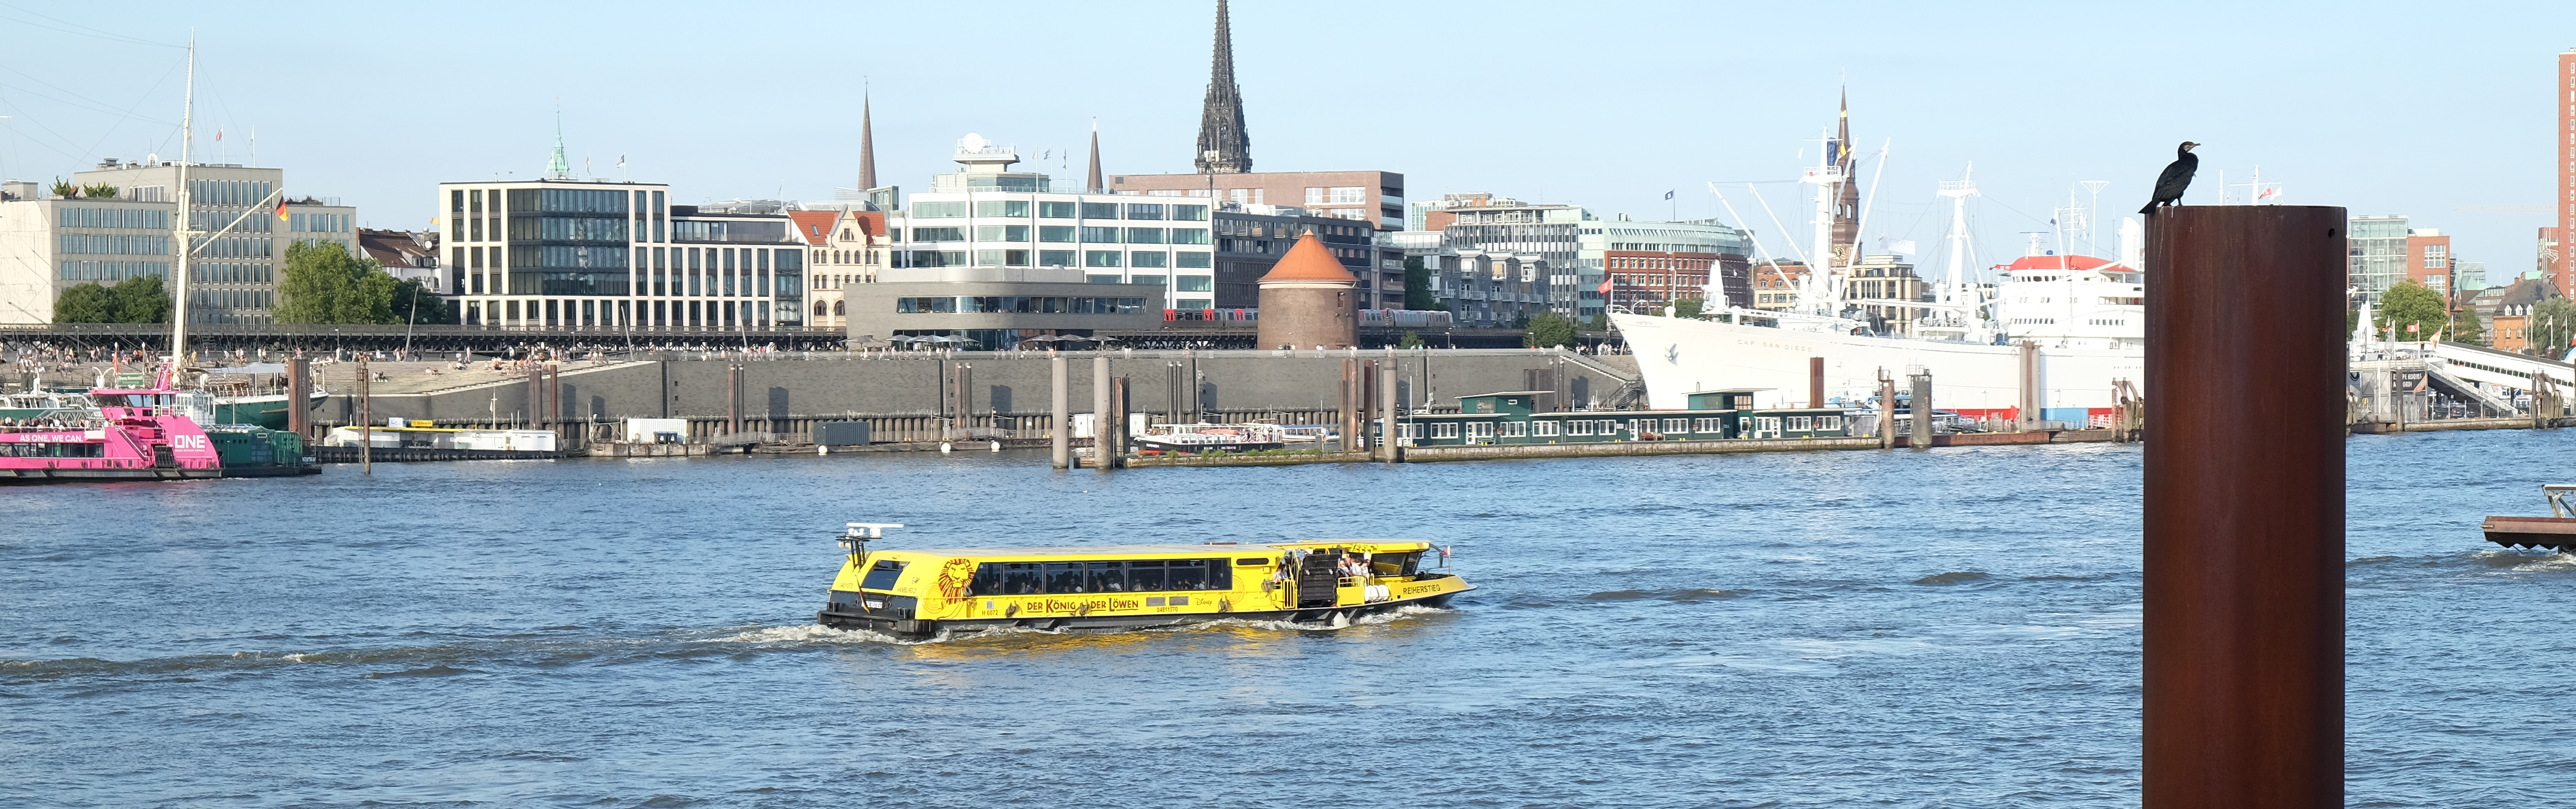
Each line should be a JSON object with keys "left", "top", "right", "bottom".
{"left": 1830, "top": 87, "right": 1861, "bottom": 262}
{"left": 857, "top": 88, "right": 878, "bottom": 191}
{"left": 1086, "top": 121, "right": 1104, "bottom": 193}
{"left": 1193, "top": 0, "right": 1252, "bottom": 174}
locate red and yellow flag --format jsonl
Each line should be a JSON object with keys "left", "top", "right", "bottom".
{"left": 274, "top": 197, "right": 289, "bottom": 222}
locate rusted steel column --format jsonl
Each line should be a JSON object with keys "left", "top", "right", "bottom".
{"left": 286, "top": 357, "right": 310, "bottom": 439}
{"left": 1909, "top": 370, "right": 1933, "bottom": 451}
{"left": 2143, "top": 205, "right": 2346, "bottom": 809}
{"left": 2017, "top": 341, "right": 2040, "bottom": 430}
{"left": 1808, "top": 356, "right": 1825, "bottom": 409}
{"left": 1876, "top": 370, "right": 1895, "bottom": 449}
{"left": 357, "top": 355, "right": 371, "bottom": 475}
{"left": 1093, "top": 356, "right": 1110, "bottom": 471}
{"left": 1052, "top": 354, "right": 1069, "bottom": 469}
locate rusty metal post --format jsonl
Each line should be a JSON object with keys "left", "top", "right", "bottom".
{"left": 1876, "top": 369, "right": 1895, "bottom": 449}
{"left": 2143, "top": 205, "right": 2346, "bottom": 809}
{"left": 1341, "top": 358, "right": 1359, "bottom": 453}
{"left": 1909, "top": 370, "right": 1933, "bottom": 451}
{"left": 1108, "top": 376, "right": 1128, "bottom": 468}
{"left": 1052, "top": 354, "right": 1069, "bottom": 469}
{"left": 1808, "top": 356, "right": 1825, "bottom": 409}
{"left": 1379, "top": 357, "right": 1398, "bottom": 462}
{"left": 726, "top": 363, "right": 741, "bottom": 437}
{"left": 286, "top": 357, "right": 310, "bottom": 439}
{"left": 2017, "top": 341, "right": 2040, "bottom": 430}
{"left": 356, "top": 355, "right": 371, "bottom": 475}
{"left": 1093, "top": 356, "right": 1110, "bottom": 470}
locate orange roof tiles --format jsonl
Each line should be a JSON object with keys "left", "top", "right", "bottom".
{"left": 1257, "top": 233, "right": 1356, "bottom": 283}
{"left": 789, "top": 211, "right": 839, "bottom": 245}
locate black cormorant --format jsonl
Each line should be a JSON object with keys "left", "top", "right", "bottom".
{"left": 2139, "top": 141, "right": 2199, "bottom": 215}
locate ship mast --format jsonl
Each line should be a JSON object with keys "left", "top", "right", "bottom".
{"left": 1938, "top": 166, "right": 1978, "bottom": 309}
{"left": 1799, "top": 127, "right": 1841, "bottom": 316}
{"left": 169, "top": 37, "right": 195, "bottom": 366}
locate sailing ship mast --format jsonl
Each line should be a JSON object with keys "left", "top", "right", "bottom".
{"left": 169, "top": 37, "right": 195, "bottom": 365}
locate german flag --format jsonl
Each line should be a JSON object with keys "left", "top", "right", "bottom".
{"left": 274, "top": 196, "right": 289, "bottom": 222}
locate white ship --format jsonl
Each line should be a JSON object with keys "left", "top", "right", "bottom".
{"left": 1611, "top": 110, "right": 2148, "bottom": 424}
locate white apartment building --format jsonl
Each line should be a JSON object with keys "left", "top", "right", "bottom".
{"left": 0, "top": 182, "right": 175, "bottom": 323}
{"left": 894, "top": 134, "right": 1214, "bottom": 312}
{"left": 72, "top": 159, "right": 355, "bottom": 325}
{"left": 437, "top": 175, "right": 807, "bottom": 332}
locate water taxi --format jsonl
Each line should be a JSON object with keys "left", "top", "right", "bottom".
{"left": 815, "top": 524, "right": 1470, "bottom": 638}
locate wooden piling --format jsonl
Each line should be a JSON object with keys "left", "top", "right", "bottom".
{"left": 1379, "top": 356, "right": 1398, "bottom": 462}
{"left": 1876, "top": 370, "right": 1895, "bottom": 449}
{"left": 2017, "top": 341, "right": 2040, "bottom": 431}
{"left": 1093, "top": 356, "right": 1111, "bottom": 471}
{"left": 2143, "top": 205, "right": 2346, "bottom": 809}
{"left": 1109, "top": 376, "right": 1128, "bottom": 468}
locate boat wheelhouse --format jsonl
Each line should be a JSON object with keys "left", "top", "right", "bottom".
{"left": 816, "top": 524, "right": 1469, "bottom": 638}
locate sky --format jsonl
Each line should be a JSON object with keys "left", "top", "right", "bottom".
{"left": 1, "top": 1, "right": 2567, "bottom": 281}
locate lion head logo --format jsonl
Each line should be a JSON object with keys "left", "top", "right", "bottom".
{"left": 933, "top": 558, "right": 977, "bottom": 601}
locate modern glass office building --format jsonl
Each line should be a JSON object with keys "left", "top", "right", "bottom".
{"left": 890, "top": 135, "right": 1215, "bottom": 312}
{"left": 437, "top": 176, "right": 805, "bottom": 332}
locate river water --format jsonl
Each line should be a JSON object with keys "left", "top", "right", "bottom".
{"left": 6, "top": 431, "right": 2574, "bottom": 807}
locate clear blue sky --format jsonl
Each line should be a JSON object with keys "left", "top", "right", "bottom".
{"left": 2, "top": 1, "right": 2565, "bottom": 279}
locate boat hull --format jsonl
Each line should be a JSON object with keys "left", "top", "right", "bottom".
{"left": 818, "top": 588, "right": 1465, "bottom": 639}
{"left": 1612, "top": 313, "right": 2144, "bottom": 419}
{"left": 1, "top": 466, "right": 224, "bottom": 484}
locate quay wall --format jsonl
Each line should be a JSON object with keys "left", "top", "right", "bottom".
{"left": 311, "top": 350, "right": 1641, "bottom": 441}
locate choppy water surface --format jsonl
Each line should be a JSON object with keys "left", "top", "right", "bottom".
{"left": 7, "top": 431, "right": 2576, "bottom": 807}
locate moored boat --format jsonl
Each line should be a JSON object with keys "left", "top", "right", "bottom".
{"left": 816, "top": 524, "right": 1469, "bottom": 638}
{"left": 0, "top": 388, "right": 224, "bottom": 482}
{"left": 1134, "top": 423, "right": 1289, "bottom": 453}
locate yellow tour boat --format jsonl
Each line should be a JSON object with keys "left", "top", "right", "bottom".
{"left": 815, "top": 524, "right": 1471, "bottom": 638}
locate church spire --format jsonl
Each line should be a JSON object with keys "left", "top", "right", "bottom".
{"left": 1193, "top": 0, "right": 1251, "bottom": 174}
{"left": 1830, "top": 86, "right": 1860, "bottom": 261}
{"left": 1086, "top": 120, "right": 1104, "bottom": 193}
{"left": 857, "top": 86, "right": 877, "bottom": 191}
{"left": 547, "top": 102, "right": 571, "bottom": 180}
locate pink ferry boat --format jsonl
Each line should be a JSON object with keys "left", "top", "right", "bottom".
{"left": 0, "top": 388, "right": 225, "bottom": 483}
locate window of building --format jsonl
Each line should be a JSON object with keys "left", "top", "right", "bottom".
{"left": 1084, "top": 251, "right": 1122, "bottom": 268}
{"left": 1171, "top": 204, "right": 1208, "bottom": 221}
{"left": 1039, "top": 201, "right": 1079, "bottom": 219}
{"left": 1535, "top": 420, "right": 1560, "bottom": 437}
{"left": 976, "top": 225, "right": 1030, "bottom": 242}
{"left": 1305, "top": 188, "right": 1325, "bottom": 205}
{"left": 1039, "top": 225, "right": 1076, "bottom": 242}
{"left": 1468, "top": 422, "right": 1494, "bottom": 438}
{"left": 1081, "top": 226, "right": 1122, "bottom": 243}
{"left": 1175, "top": 275, "right": 1212, "bottom": 292}
{"left": 975, "top": 200, "right": 1031, "bottom": 218}
{"left": 1086, "top": 274, "right": 1123, "bottom": 284}
{"left": 913, "top": 227, "right": 965, "bottom": 242}
{"left": 1040, "top": 250, "right": 1078, "bottom": 267}
{"left": 911, "top": 202, "right": 967, "bottom": 219}
{"left": 1124, "top": 228, "right": 1165, "bottom": 244}
{"left": 1171, "top": 228, "right": 1210, "bottom": 245}
{"left": 1081, "top": 202, "right": 1122, "bottom": 219}
{"left": 1131, "top": 251, "right": 1167, "bottom": 268}
{"left": 1130, "top": 274, "right": 1166, "bottom": 286}
{"left": 1125, "top": 204, "right": 1164, "bottom": 220}
{"left": 1431, "top": 422, "right": 1459, "bottom": 439}
{"left": 1176, "top": 251, "right": 1212, "bottom": 268}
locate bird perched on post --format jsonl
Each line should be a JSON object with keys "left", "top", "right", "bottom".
{"left": 2139, "top": 141, "right": 2199, "bottom": 215}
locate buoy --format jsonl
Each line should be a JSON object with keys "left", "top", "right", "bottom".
{"left": 939, "top": 441, "right": 952, "bottom": 452}
{"left": 989, "top": 440, "right": 1000, "bottom": 451}
{"left": 817, "top": 445, "right": 829, "bottom": 455}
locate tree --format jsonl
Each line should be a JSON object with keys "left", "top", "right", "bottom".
{"left": 1398, "top": 330, "right": 1424, "bottom": 349}
{"left": 52, "top": 275, "right": 170, "bottom": 323}
{"left": 2532, "top": 298, "right": 2576, "bottom": 357}
{"left": 49, "top": 178, "right": 77, "bottom": 199}
{"left": 53, "top": 283, "right": 116, "bottom": 322}
{"left": 107, "top": 275, "right": 169, "bottom": 323}
{"left": 1402, "top": 256, "right": 1436, "bottom": 310}
{"left": 2375, "top": 280, "right": 2447, "bottom": 342}
{"left": 276, "top": 240, "right": 399, "bottom": 324}
{"left": 1674, "top": 298, "right": 1704, "bottom": 319}
{"left": 2448, "top": 308, "right": 2484, "bottom": 345}
{"left": 1584, "top": 313, "right": 1608, "bottom": 332}
{"left": 390, "top": 278, "right": 458, "bottom": 325}
{"left": 81, "top": 183, "right": 118, "bottom": 199}
{"left": 1524, "top": 311, "right": 1577, "bottom": 348}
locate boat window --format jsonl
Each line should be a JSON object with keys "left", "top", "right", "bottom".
{"left": 970, "top": 562, "right": 1044, "bottom": 596}
{"left": 1043, "top": 562, "right": 1084, "bottom": 593}
{"left": 1086, "top": 561, "right": 1126, "bottom": 592}
{"left": 859, "top": 560, "right": 907, "bottom": 590}
{"left": 1374, "top": 551, "right": 1423, "bottom": 576}
{"left": 1234, "top": 557, "right": 1267, "bottom": 566}
{"left": 1207, "top": 559, "right": 1232, "bottom": 590}
{"left": 1166, "top": 559, "right": 1206, "bottom": 590}
{"left": 1126, "top": 559, "right": 1168, "bottom": 591}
